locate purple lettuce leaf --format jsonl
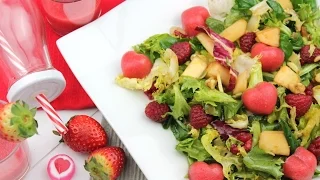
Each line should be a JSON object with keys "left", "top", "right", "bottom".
{"left": 196, "top": 26, "right": 238, "bottom": 92}
{"left": 211, "top": 120, "right": 248, "bottom": 141}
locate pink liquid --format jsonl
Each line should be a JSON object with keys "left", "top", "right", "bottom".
{"left": 0, "top": 0, "right": 51, "bottom": 91}
{"left": 0, "top": 138, "right": 29, "bottom": 180}
{"left": 42, "top": 0, "right": 102, "bottom": 35}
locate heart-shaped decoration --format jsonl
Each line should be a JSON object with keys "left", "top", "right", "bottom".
{"left": 251, "top": 43, "right": 285, "bottom": 72}
{"left": 188, "top": 162, "right": 224, "bottom": 180}
{"left": 283, "top": 147, "right": 317, "bottom": 180}
{"left": 242, "top": 82, "right": 277, "bottom": 115}
{"left": 47, "top": 154, "right": 75, "bottom": 180}
{"left": 54, "top": 158, "right": 71, "bottom": 174}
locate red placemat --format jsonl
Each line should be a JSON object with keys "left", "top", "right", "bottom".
{"left": 0, "top": 0, "right": 124, "bottom": 110}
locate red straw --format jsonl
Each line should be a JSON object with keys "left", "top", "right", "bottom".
{"left": 35, "top": 94, "right": 68, "bottom": 135}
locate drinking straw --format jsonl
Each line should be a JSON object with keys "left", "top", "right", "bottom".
{"left": 36, "top": 94, "right": 68, "bottom": 135}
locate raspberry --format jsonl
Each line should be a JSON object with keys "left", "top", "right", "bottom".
{"left": 308, "top": 137, "right": 320, "bottom": 161}
{"left": 285, "top": 94, "right": 313, "bottom": 118}
{"left": 300, "top": 45, "right": 320, "bottom": 65}
{"left": 170, "top": 42, "right": 192, "bottom": 65}
{"left": 144, "top": 83, "right": 157, "bottom": 100}
{"left": 145, "top": 101, "right": 170, "bottom": 122}
{"left": 230, "top": 144, "right": 239, "bottom": 154}
{"left": 230, "top": 132, "right": 252, "bottom": 155}
{"left": 189, "top": 105, "right": 213, "bottom": 129}
{"left": 305, "top": 84, "right": 314, "bottom": 96}
{"left": 239, "top": 32, "right": 256, "bottom": 53}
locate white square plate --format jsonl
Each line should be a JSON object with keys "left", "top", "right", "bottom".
{"left": 56, "top": 0, "right": 320, "bottom": 179}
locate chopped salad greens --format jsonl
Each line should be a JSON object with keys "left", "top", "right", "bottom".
{"left": 116, "top": 0, "right": 320, "bottom": 179}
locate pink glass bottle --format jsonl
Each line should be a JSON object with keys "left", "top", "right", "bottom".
{"left": 41, "top": 0, "right": 102, "bottom": 36}
{"left": 0, "top": 0, "right": 66, "bottom": 107}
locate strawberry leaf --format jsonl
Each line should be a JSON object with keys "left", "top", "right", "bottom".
{"left": 11, "top": 104, "right": 23, "bottom": 116}
{"left": 30, "top": 108, "right": 37, "bottom": 117}
{"left": 10, "top": 117, "right": 21, "bottom": 126}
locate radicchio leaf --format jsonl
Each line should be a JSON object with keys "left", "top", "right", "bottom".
{"left": 211, "top": 120, "right": 248, "bottom": 140}
{"left": 196, "top": 26, "right": 238, "bottom": 92}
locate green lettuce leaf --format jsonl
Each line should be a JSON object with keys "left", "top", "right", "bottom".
{"left": 115, "top": 49, "right": 179, "bottom": 92}
{"left": 133, "top": 33, "right": 178, "bottom": 63}
{"left": 154, "top": 87, "right": 175, "bottom": 105}
{"left": 248, "top": 62, "right": 263, "bottom": 88}
{"left": 193, "top": 86, "right": 237, "bottom": 106}
{"left": 235, "top": 0, "right": 260, "bottom": 10}
{"left": 224, "top": 3, "right": 251, "bottom": 28}
{"left": 223, "top": 100, "right": 243, "bottom": 120}
{"left": 297, "top": 3, "right": 320, "bottom": 46}
{"left": 226, "top": 114, "right": 249, "bottom": 129}
{"left": 249, "top": 121, "right": 261, "bottom": 148}
{"left": 201, "top": 128, "right": 243, "bottom": 180}
{"left": 266, "top": 0, "right": 286, "bottom": 21}
{"left": 291, "top": 33, "right": 304, "bottom": 50}
{"left": 299, "top": 105, "right": 320, "bottom": 147}
{"left": 280, "top": 32, "right": 293, "bottom": 60}
{"left": 176, "top": 137, "right": 212, "bottom": 162}
{"left": 206, "top": 17, "right": 225, "bottom": 34}
{"left": 279, "top": 120, "right": 300, "bottom": 154}
{"left": 291, "top": 0, "right": 318, "bottom": 12}
{"left": 163, "top": 116, "right": 190, "bottom": 141}
{"left": 169, "top": 83, "right": 191, "bottom": 120}
{"left": 267, "top": 87, "right": 290, "bottom": 124}
{"left": 299, "top": 63, "right": 319, "bottom": 76}
{"left": 243, "top": 146, "right": 284, "bottom": 179}
{"left": 262, "top": 11, "right": 292, "bottom": 36}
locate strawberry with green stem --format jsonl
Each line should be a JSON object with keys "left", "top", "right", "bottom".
{"left": 84, "top": 147, "right": 126, "bottom": 180}
{"left": 0, "top": 100, "right": 38, "bottom": 142}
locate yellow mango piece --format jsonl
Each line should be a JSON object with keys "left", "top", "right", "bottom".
{"left": 259, "top": 131, "right": 290, "bottom": 156}
{"left": 233, "top": 70, "right": 248, "bottom": 94}
{"left": 196, "top": 33, "right": 214, "bottom": 57}
{"left": 220, "top": 19, "right": 248, "bottom": 42}
{"left": 256, "top": 27, "right": 280, "bottom": 47}
{"left": 274, "top": 65, "right": 300, "bottom": 88}
{"left": 206, "top": 61, "right": 230, "bottom": 86}
{"left": 276, "top": 0, "right": 293, "bottom": 10}
{"left": 182, "top": 55, "right": 208, "bottom": 78}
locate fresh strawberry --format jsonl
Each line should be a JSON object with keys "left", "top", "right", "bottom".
{"left": 189, "top": 105, "right": 213, "bottom": 129}
{"left": 300, "top": 45, "right": 320, "bottom": 65}
{"left": 144, "top": 83, "right": 157, "bottom": 100}
{"left": 0, "top": 101, "right": 38, "bottom": 142}
{"left": 84, "top": 146, "right": 125, "bottom": 180}
{"left": 145, "top": 101, "right": 170, "bottom": 123}
{"left": 188, "top": 162, "right": 224, "bottom": 180}
{"left": 239, "top": 32, "right": 256, "bottom": 53}
{"left": 170, "top": 42, "right": 192, "bottom": 64}
{"left": 285, "top": 94, "right": 313, "bottom": 118}
{"left": 61, "top": 115, "right": 108, "bottom": 153}
{"left": 242, "top": 82, "right": 278, "bottom": 115}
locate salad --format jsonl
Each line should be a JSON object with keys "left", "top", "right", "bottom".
{"left": 116, "top": 0, "right": 320, "bottom": 179}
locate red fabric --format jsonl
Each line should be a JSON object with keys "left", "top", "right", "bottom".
{"left": 0, "top": 0, "right": 124, "bottom": 110}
